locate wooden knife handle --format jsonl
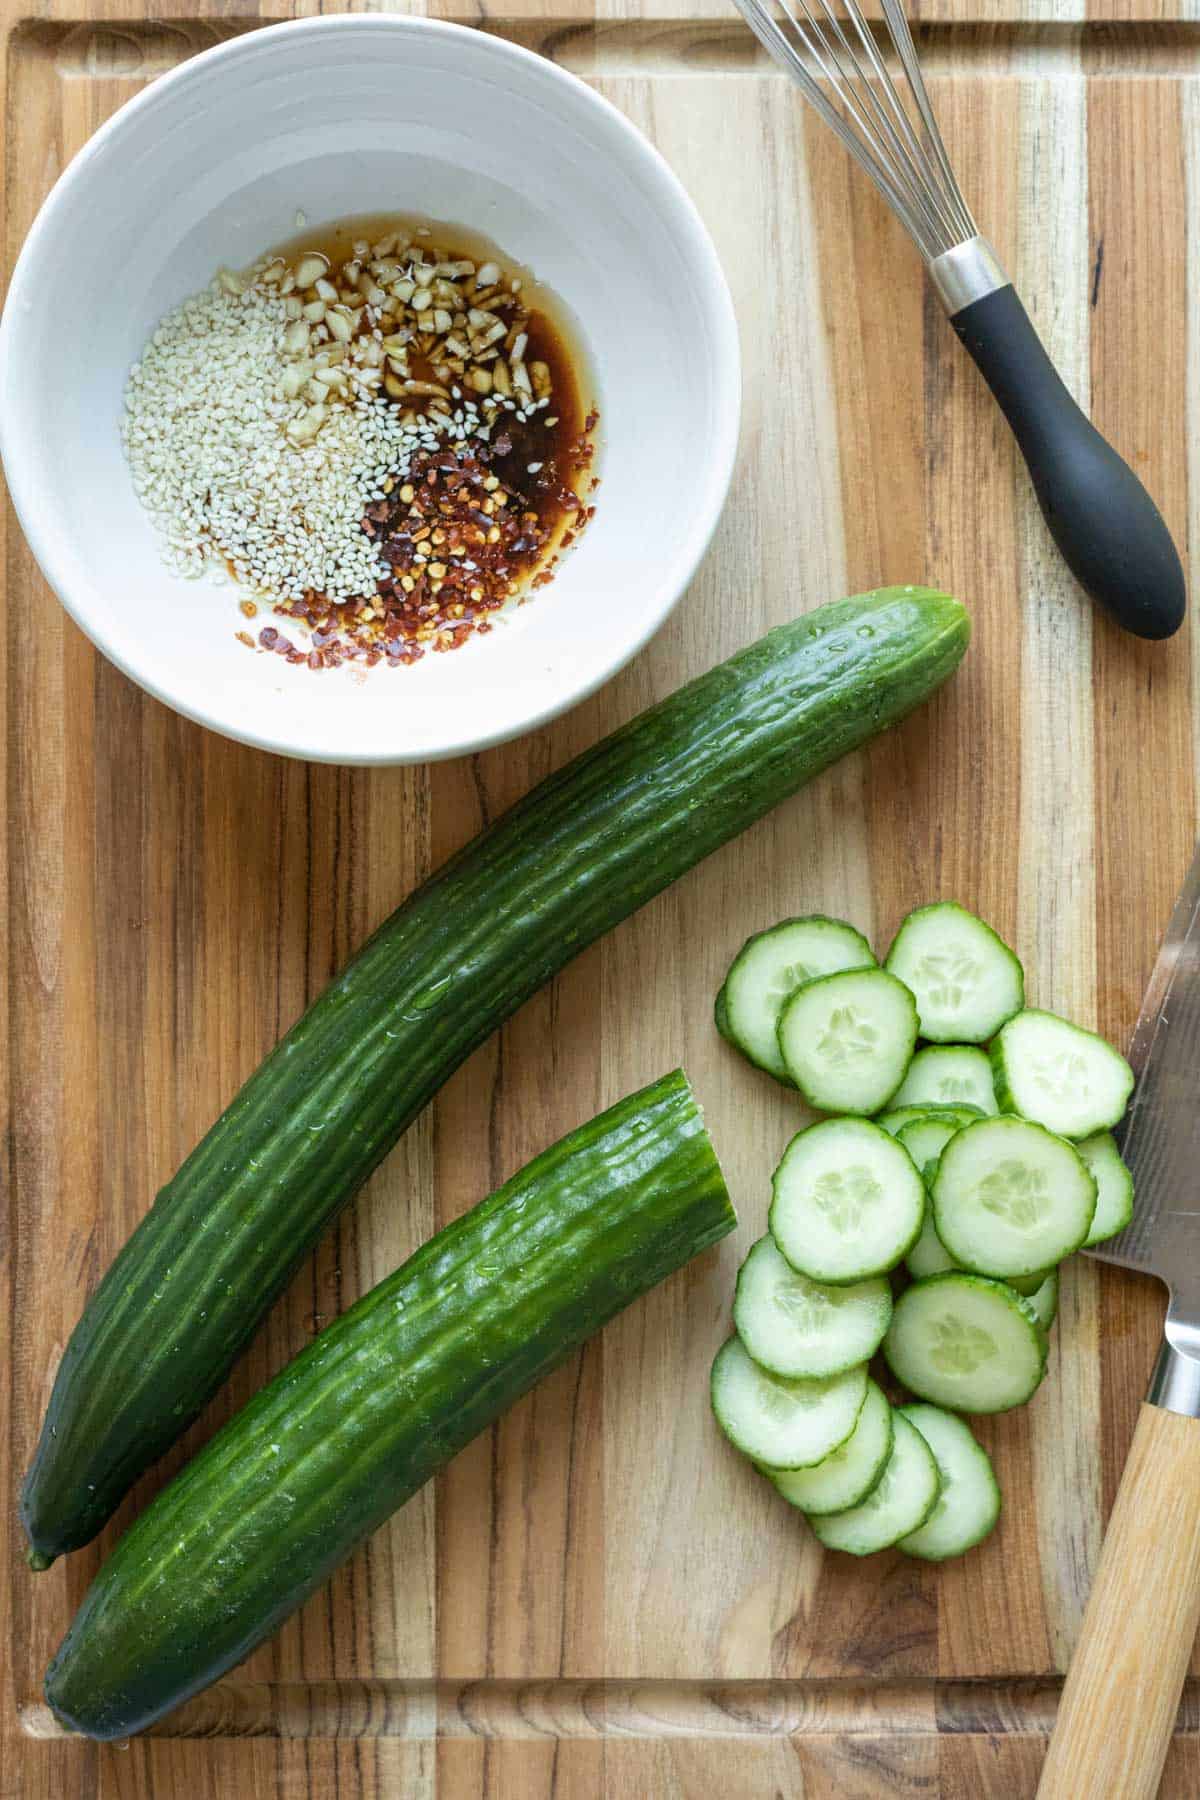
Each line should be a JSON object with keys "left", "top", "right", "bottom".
{"left": 1038, "top": 1399, "right": 1200, "bottom": 1799}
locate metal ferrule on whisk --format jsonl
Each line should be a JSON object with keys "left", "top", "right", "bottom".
{"left": 927, "top": 236, "right": 1011, "bottom": 314}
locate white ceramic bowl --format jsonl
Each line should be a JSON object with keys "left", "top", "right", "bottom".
{"left": 0, "top": 16, "right": 738, "bottom": 764}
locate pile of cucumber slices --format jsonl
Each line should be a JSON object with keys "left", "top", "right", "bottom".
{"left": 710, "top": 901, "right": 1135, "bottom": 1561}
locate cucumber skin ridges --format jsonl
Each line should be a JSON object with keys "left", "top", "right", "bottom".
{"left": 45, "top": 1072, "right": 734, "bottom": 1741}
{"left": 24, "top": 586, "right": 969, "bottom": 1563}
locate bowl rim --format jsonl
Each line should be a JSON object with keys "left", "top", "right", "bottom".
{"left": 0, "top": 13, "right": 741, "bottom": 765}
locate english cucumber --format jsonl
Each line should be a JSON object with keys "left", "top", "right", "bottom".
{"left": 23, "top": 586, "right": 970, "bottom": 1564}
{"left": 44, "top": 1073, "right": 734, "bottom": 1740}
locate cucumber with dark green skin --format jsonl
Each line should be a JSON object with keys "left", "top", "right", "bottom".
{"left": 23, "top": 586, "right": 969, "bottom": 1565}
{"left": 45, "top": 1071, "right": 734, "bottom": 1740}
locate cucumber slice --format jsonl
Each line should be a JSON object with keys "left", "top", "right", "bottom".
{"left": 876, "top": 1102, "right": 984, "bottom": 1138}
{"left": 905, "top": 1209, "right": 959, "bottom": 1280}
{"left": 733, "top": 1238, "right": 892, "bottom": 1379}
{"left": 710, "top": 1339, "right": 868, "bottom": 1469}
{"left": 1075, "top": 1131, "right": 1135, "bottom": 1246}
{"left": 897, "top": 1116, "right": 961, "bottom": 1181}
{"left": 1005, "top": 1268, "right": 1053, "bottom": 1297}
{"left": 716, "top": 916, "right": 876, "bottom": 1083}
{"left": 885, "top": 903, "right": 1024, "bottom": 1043}
{"left": 892, "top": 1046, "right": 998, "bottom": 1115}
{"left": 932, "top": 1117, "right": 1096, "bottom": 1278}
{"left": 809, "top": 1411, "right": 941, "bottom": 1555}
{"left": 907, "top": 1210, "right": 1051, "bottom": 1299}
{"left": 991, "top": 1009, "right": 1134, "bottom": 1139}
{"left": 770, "top": 1118, "right": 925, "bottom": 1283}
{"left": 897, "top": 1404, "right": 1001, "bottom": 1561}
{"left": 769, "top": 1379, "right": 894, "bottom": 1515}
{"left": 884, "top": 1273, "right": 1047, "bottom": 1412}
{"left": 1024, "top": 1268, "right": 1059, "bottom": 1334}
{"left": 777, "top": 968, "right": 918, "bottom": 1115}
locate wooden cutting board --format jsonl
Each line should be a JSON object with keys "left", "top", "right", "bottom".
{"left": 3, "top": 2, "right": 1199, "bottom": 1795}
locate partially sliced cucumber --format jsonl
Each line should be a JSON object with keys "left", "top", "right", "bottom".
{"left": 770, "top": 1118, "right": 925, "bottom": 1283}
{"left": 733, "top": 1238, "right": 892, "bottom": 1379}
{"left": 892, "top": 1046, "right": 998, "bottom": 1115}
{"left": 932, "top": 1117, "right": 1096, "bottom": 1279}
{"left": 809, "top": 1411, "right": 941, "bottom": 1555}
{"left": 777, "top": 968, "right": 918, "bottom": 1115}
{"left": 885, "top": 903, "right": 1024, "bottom": 1043}
{"left": 877, "top": 1103, "right": 984, "bottom": 1139}
{"left": 884, "top": 1274, "right": 1047, "bottom": 1413}
{"left": 897, "top": 1404, "right": 1001, "bottom": 1561}
{"left": 769, "top": 1379, "right": 893, "bottom": 1515}
{"left": 991, "top": 1009, "right": 1134, "bottom": 1139}
{"left": 716, "top": 916, "right": 876, "bottom": 1083}
{"left": 1024, "top": 1268, "right": 1059, "bottom": 1334}
{"left": 1076, "top": 1131, "right": 1135, "bottom": 1246}
{"left": 710, "top": 1339, "right": 867, "bottom": 1469}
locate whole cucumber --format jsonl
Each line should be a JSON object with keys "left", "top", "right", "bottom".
{"left": 46, "top": 1071, "right": 733, "bottom": 1739}
{"left": 24, "top": 586, "right": 969, "bottom": 1563}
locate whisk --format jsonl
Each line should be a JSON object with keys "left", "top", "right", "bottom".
{"left": 732, "top": 0, "right": 1185, "bottom": 640}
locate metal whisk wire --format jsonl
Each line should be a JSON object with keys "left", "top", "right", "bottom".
{"left": 732, "top": 0, "right": 977, "bottom": 262}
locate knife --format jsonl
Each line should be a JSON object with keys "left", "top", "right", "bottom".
{"left": 1039, "top": 849, "right": 1200, "bottom": 1800}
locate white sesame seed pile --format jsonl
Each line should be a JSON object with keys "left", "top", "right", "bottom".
{"left": 121, "top": 270, "right": 474, "bottom": 605}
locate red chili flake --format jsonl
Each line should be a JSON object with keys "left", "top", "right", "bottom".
{"left": 268, "top": 398, "right": 598, "bottom": 670}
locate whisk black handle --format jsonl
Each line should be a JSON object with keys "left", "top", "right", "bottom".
{"left": 949, "top": 282, "right": 1185, "bottom": 640}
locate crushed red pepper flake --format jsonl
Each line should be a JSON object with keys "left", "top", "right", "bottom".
{"left": 271, "top": 427, "right": 595, "bottom": 666}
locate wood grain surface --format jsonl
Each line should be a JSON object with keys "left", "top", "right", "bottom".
{"left": 3, "top": 4, "right": 1199, "bottom": 1797}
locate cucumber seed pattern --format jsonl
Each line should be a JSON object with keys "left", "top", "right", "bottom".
{"left": 916, "top": 949, "right": 979, "bottom": 1014}
{"left": 933, "top": 1076, "right": 977, "bottom": 1102}
{"left": 813, "top": 1167, "right": 883, "bottom": 1235}
{"left": 1030, "top": 1050, "right": 1090, "bottom": 1107}
{"left": 773, "top": 1273, "right": 860, "bottom": 1333}
{"left": 928, "top": 1314, "right": 996, "bottom": 1374}
{"left": 816, "top": 1005, "right": 879, "bottom": 1068}
{"left": 977, "top": 1159, "right": 1050, "bottom": 1230}
{"left": 760, "top": 1368, "right": 822, "bottom": 1417}
{"left": 771, "top": 962, "right": 813, "bottom": 1002}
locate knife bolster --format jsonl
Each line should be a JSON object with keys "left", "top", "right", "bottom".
{"left": 1147, "top": 1330, "right": 1200, "bottom": 1418}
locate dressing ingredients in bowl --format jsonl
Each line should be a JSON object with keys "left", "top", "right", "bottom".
{"left": 122, "top": 214, "right": 598, "bottom": 671}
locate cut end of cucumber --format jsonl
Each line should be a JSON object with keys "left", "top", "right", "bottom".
{"left": 884, "top": 1273, "right": 1047, "bottom": 1413}
{"left": 770, "top": 1118, "right": 925, "bottom": 1284}
{"left": 931, "top": 1116, "right": 1096, "bottom": 1279}
{"left": 991, "top": 1010, "right": 1134, "bottom": 1141}
{"left": 808, "top": 1410, "right": 941, "bottom": 1555}
{"left": 885, "top": 903, "right": 1024, "bottom": 1044}
{"left": 777, "top": 968, "right": 918, "bottom": 1116}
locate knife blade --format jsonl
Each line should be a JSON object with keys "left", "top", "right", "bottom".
{"left": 1087, "top": 841, "right": 1200, "bottom": 1361}
{"left": 1038, "top": 846, "right": 1200, "bottom": 1800}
